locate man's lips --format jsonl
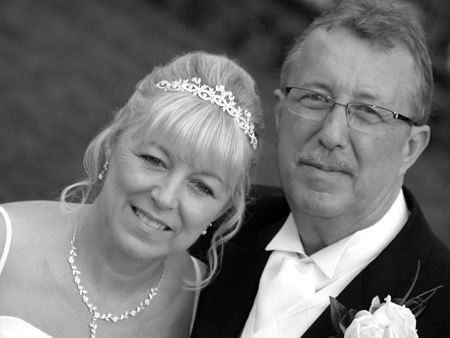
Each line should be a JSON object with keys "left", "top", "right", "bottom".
{"left": 295, "top": 151, "right": 359, "bottom": 177}
{"left": 132, "top": 206, "right": 171, "bottom": 231}
{"left": 301, "top": 160, "right": 347, "bottom": 173}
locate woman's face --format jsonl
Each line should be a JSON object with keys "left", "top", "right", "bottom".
{"left": 97, "top": 131, "right": 233, "bottom": 260}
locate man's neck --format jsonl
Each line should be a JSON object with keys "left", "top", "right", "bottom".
{"left": 293, "top": 189, "right": 404, "bottom": 256}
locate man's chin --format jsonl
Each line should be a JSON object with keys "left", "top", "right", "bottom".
{"left": 286, "top": 186, "right": 352, "bottom": 218}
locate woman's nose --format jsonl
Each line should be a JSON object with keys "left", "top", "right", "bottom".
{"left": 150, "top": 177, "right": 180, "bottom": 210}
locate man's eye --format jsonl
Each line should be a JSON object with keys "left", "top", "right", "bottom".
{"left": 300, "top": 93, "right": 329, "bottom": 109}
{"left": 351, "top": 105, "right": 385, "bottom": 124}
{"left": 310, "top": 94, "right": 327, "bottom": 102}
{"left": 358, "top": 105, "right": 377, "bottom": 114}
{"left": 353, "top": 105, "right": 384, "bottom": 117}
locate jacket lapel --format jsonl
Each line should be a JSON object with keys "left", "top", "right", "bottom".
{"left": 191, "top": 218, "right": 286, "bottom": 338}
{"left": 302, "top": 188, "right": 435, "bottom": 338}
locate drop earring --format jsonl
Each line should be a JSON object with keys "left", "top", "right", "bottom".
{"left": 98, "top": 160, "right": 109, "bottom": 180}
{"left": 202, "top": 222, "right": 213, "bottom": 236}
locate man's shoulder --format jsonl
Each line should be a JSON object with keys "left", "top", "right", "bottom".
{"left": 414, "top": 239, "right": 450, "bottom": 335}
{"left": 403, "top": 187, "right": 450, "bottom": 259}
{"left": 386, "top": 188, "right": 450, "bottom": 333}
{"left": 422, "top": 235, "right": 450, "bottom": 281}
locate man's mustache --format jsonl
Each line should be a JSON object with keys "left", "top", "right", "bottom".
{"left": 294, "top": 148, "right": 359, "bottom": 177}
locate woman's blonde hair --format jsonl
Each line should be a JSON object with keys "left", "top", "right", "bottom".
{"left": 60, "top": 51, "right": 263, "bottom": 287}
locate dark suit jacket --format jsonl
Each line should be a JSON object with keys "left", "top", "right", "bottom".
{"left": 190, "top": 185, "right": 450, "bottom": 338}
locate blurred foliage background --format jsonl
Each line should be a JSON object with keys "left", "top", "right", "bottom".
{"left": 1, "top": 0, "right": 449, "bottom": 246}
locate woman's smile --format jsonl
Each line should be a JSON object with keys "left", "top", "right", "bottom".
{"left": 132, "top": 206, "right": 172, "bottom": 232}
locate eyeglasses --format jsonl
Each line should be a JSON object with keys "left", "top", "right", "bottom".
{"left": 285, "top": 87, "right": 416, "bottom": 131}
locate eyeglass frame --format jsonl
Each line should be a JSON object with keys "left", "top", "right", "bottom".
{"left": 285, "top": 86, "right": 417, "bottom": 127}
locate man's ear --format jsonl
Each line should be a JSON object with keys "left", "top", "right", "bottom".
{"left": 274, "top": 88, "right": 285, "bottom": 133}
{"left": 400, "top": 124, "right": 430, "bottom": 175}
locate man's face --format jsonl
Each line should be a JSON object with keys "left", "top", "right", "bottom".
{"left": 275, "top": 28, "right": 429, "bottom": 229}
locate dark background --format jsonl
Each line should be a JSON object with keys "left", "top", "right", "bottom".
{"left": 1, "top": 0, "right": 449, "bottom": 246}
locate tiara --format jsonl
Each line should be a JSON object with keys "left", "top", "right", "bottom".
{"left": 155, "top": 77, "right": 258, "bottom": 150}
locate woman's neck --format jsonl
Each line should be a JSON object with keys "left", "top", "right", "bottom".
{"left": 71, "top": 206, "right": 167, "bottom": 299}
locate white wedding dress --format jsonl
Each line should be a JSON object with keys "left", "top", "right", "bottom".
{"left": 0, "top": 205, "right": 201, "bottom": 338}
{"left": 0, "top": 206, "right": 51, "bottom": 337}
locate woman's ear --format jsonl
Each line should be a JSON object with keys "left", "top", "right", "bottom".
{"left": 400, "top": 124, "right": 430, "bottom": 175}
{"left": 104, "top": 139, "right": 114, "bottom": 160}
{"left": 215, "top": 200, "right": 233, "bottom": 221}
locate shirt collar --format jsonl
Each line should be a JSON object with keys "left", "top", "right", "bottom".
{"left": 265, "top": 189, "right": 409, "bottom": 279}
{"left": 266, "top": 213, "right": 304, "bottom": 254}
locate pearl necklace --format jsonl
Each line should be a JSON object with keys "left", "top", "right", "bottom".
{"left": 68, "top": 224, "right": 166, "bottom": 338}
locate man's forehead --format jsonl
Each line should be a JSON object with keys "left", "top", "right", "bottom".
{"left": 288, "top": 28, "right": 414, "bottom": 106}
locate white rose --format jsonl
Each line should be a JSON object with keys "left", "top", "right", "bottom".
{"left": 372, "top": 296, "right": 418, "bottom": 338}
{"left": 344, "top": 310, "right": 384, "bottom": 338}
{"left": 344, "top": 296, "right": 418, "bottom": 338}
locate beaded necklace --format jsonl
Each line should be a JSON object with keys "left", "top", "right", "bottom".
{"left": 68, "top": 224, "right": 166, "bottom": 338}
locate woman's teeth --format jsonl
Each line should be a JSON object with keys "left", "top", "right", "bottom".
{"left": 134, "top": 208, "right": 169, "bottom": 231}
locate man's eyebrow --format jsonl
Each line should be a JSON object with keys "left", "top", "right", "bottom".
{"left": 353, "top": 90, "right": 382, "bottom": 103}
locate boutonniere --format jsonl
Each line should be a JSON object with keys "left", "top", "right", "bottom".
{"left": 328, "top": 261, "right": 442, "bottom": 338}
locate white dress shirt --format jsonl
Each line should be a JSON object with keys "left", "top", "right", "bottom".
{"left": 240, "top": 190, "right": 409, "bottom": 338}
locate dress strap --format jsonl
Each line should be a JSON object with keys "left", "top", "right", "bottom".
{"left": 0, "top": 206, "right": 12, "bottom": 275}
{"left": 189, "top": 256, "right": 202, "bottom": 335}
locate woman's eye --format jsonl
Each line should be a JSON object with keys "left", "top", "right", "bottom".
{"left": 193, "top": 181, "right": 213, "bottom": 196}
{"left": 141, "top": 155, "right": 166, "bottom": 169}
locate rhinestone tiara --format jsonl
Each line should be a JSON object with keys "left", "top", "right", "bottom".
{"left": 155, "top": 77, "right": 258, "bottom": 150}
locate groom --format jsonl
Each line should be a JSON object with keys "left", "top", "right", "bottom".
{"left": 190, "top": 0, "right": 450, "bottom": 337}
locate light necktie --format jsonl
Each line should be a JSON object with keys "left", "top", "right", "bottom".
{"left": 253, "top": 251, "right": 316, "bottom": 333}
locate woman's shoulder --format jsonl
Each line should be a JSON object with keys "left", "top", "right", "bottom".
{"left": 1, "top": 200, "right": 61, "bottom": 217}
{"left": 0, "top": 201, "right": 64, "bottom": 279}
{"left": 0, "top": 200, "right": 70, "bottom": 250}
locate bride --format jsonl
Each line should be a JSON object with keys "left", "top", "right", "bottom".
{"left": 0, "top": 51, "right": 262, "bottom": 338}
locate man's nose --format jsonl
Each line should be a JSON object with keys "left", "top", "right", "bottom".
{"left": 316, "top": 103, "right": 351, "bottom": 150}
